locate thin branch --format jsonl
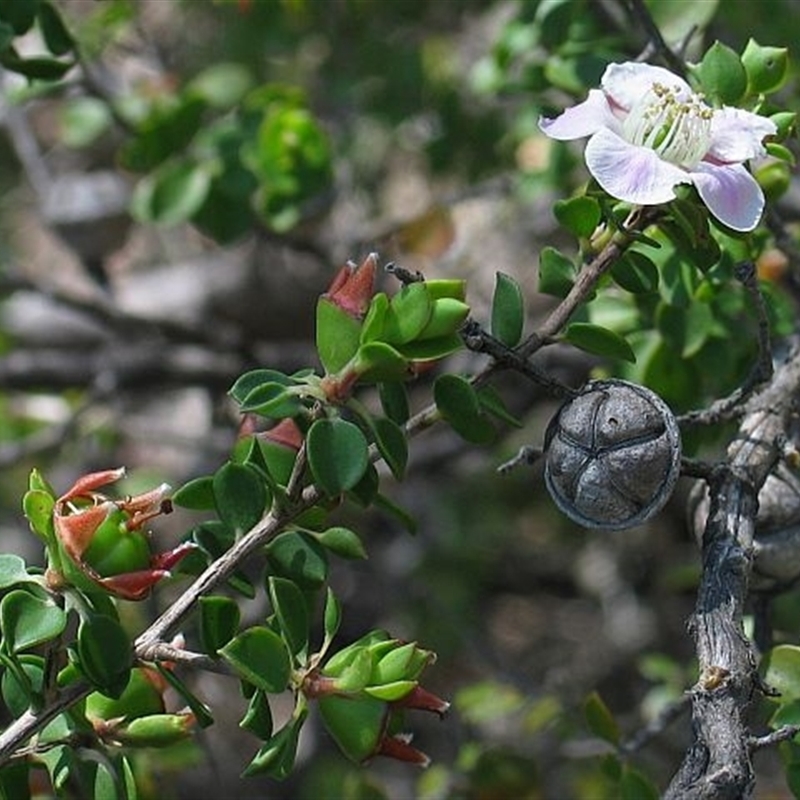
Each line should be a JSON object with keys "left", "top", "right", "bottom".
{"left": 625, "top": 0, "right": 687, "bottom": 77}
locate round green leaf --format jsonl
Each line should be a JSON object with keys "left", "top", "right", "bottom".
{"left": 354, "top": 341, "right": 410, "bottom": 382}
{"left": 762, "top": 645, "right": 800, "bottom": 702}
{"left": 553, "top": 195, "right": 601, "bottom": 238}
{"left": 132, "top": 159, "right": 213, "bottom": 226}
{"left": 696, "top": 41, "right": 747, "bottom": 104}
{"left": 372, "top": 417, "right": 408, "bottom": 480}
{"left": 0, "top": 555, "right": 38, "bottom": 589}
{"left": 77, "top": 615, "right": 132, "bottom": 698}
{"left": 172, "top": 476, "right": 215, "bottom": 510}
{"left": 229, "top": 369, "right": 296, "bottom": 404}
{"left": 213, "top": 462, "right": 267, "bottom": 535}
{"left": 434, "top": 374, "right": 496, "bottom": 445}
{"left": 266, "top": 530, "right": 329, "bottom": 589}
{"left": 742, "top": 39, "right": 789, "bottom": 95}
{"left": 240, "top": 689, "right": 274, "bottom": 739}
{"left": 240, "top": 382, "right": 301, "bottom": 419}
{"left": 268, "top": 576, "right": 308, "bottom": 657}
{"left": 563, "top": 322, "right": 636, "bottom": 363}
{"left": 611, "top": 252, "right": 659, "bottom": 294}
{"left": 316, "top": 298, "right": 362, "bottom": 374}
{"left": 306, "top": 418, "right": 369, "bottom": 496}
{"left": 539, "top": 247, "right": 576, "bottom": 298}
{"left": 491, "top": 272, "right": 524, "bottom": 347}
{"left": 383, "top": 283, "right": 433, "bottom": 345}
{"left": 199, "top": 595, "right": 241, "bottom": 656}
{"left": 188, "top": 62, "right": 253, "bottom": 109}
{"left": 37, "top": 2, "right": 74, "bottom": 56}
{"left": 0, "top": 590, "right": 66, "bottom": 654}
{"left": 220, "top": 626, "right": 291, "bottom": 693}
{"left": 378, "top": 381, "right": 410, "bottom": 425}
{"left": 317, "top": 526, "right": 367, "bottom": 560}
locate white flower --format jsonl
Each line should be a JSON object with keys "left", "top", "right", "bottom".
{"left": 539, "top": 62, "right": 777, "bottom": 232}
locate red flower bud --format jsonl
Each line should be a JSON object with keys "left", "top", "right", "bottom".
{"left": 53, "top": 468, "right": 195, "bottom": 601}
{"left": 324, "top": 253, "right": 378, "bottom": 319}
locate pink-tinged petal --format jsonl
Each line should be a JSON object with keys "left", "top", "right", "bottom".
{"left": 59, "top": 468, "right": 126, "bottom": 503}
{"left": 539, "top": 89, "right": 619, "bottom": 141}
{"left": 707, "top": 107, "right": 777, "bottom": 163}
{"left": 585, "top": 128, "right": 689, "bottom": 205}
{"left": 98, "top": 569, "right": 171, "bottom": 601}
{"left": 601, "top": 62, "right": 691, "bottom": 110}
{"left": 688, "top": 162, "right": 766, "bottom": 232}
{"left": 150, "top": 541, "right": 197, "bottom": 571}
{"left": 55, "top": 502, "right": 114, "bottom": 560}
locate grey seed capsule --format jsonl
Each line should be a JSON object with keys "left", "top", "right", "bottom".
{"left": 544, "top": 379, "right": 682, "bottom": 530}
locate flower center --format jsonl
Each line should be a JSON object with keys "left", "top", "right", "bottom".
{"left": 622, "top": 82, "right": 713, "bottom": 169}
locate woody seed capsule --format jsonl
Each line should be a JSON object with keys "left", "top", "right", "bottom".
{"left": 544, "top": 379, "right": 681, "bottom": 530}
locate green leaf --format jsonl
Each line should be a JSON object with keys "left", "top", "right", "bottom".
{"left": 131, "top": 159, "right": 212, "bottom": 226}
{"left": 240, "top": 689, "right": 273, "bottom": 739}
{"left": 172, "top": 476, "right": 215, "bottom": 510}
{"left": 22, "top": 489, "right": 55, "bottom": 542}
{"left": 433, "top": 374, "right": 495, "bottom": 445}
{"left": 59, "top": 97, "right": 112, "bottom": 148}
{"left": 323, "top": 587, "right": 341, "bottom": 642}
{"left": 0, "top": 590, "right": 65, "bottom": 654}
{"left": 378, "top": 381, "right": 409, "bottom": 425}
{"left": 742, "top": 39, "right": 789, "bottom": 95}
{"left": 188, "top": 62, "right": 253, "bottom": 109}
{"left": 242, "top": 711, "right": 307, "bottom": 779}
{"left": 620, "top": 765, "right": 659, "bottom": 800}
{"left": 0, "top": 0, "right": 38, "bottom": 35}
{"left": 583, "top": 691, "right": 619, "bottom": 746}
{"left": 0, "top": 555, "right": 38, "bottom": 589}
{"left": 317, "top": 526, "right": 367, "bottom": 560}
{"left": 393, "top": 332, "right": 464, "bottom": 362}
{"left": 220, "top": 627, "right": 291, "bottom": 693}
{"left": 268, "top": 577, "right": 308, "bottom": 657}
{"left": 372, "top": 417, "right": 408, "bottom": 480}
{"left": 553, "top": 195, "right": 601, "bottom": 238}
{"left": 306, "top": 418, "right": 369, "bottom": 496}
{"left": 383, "top": 283, "right": 433, "bottom": 345}
{"left": 266, "top": 531, "right": 328, "bottom": 589}
{"left": 213, "top": 462, "right": 267, "bottom": 535}
{"left": 229, "top": 369, "right": 292, "bottom": 404}
{"left": 787, "top": 762, "right": 800, "bottom": 799}
{"left": 539, "top": 247, "right": 576, "bottom": 298}
{"left": 696, "top": 41, "right": 747, "bottom": 104}
{"left": 154, "top": 662, "right": 214, "bottom": 728}
{"left": 364, "top": 680, "right": 416, "bottom": 701}
{"left": 0, "top": 51, "right": 73, "bottom": 80}
{"left": 199, "top": 595, "right": 241, "bottom": 656}
{"left": 477, "top": 385, "right": 522, "bottom": 428}
{"left": 37, "top": 2, "right": 74, "bottom": 56}
{"left": 316, "top": 298, "right": 362, "bottom": 374}
{"left": 563, "top": 322, "right": 636, "bottom": 363}
{"left": 491, "top": 272, "right": 524, "bottom": 347}
{"left": 239, "top": 382, "right": 301, "bottom": 419}
{"left": 354, "top": 341, "right": 410, "bottom": 382}
{"left": 762, "top": 645, "right": 800, "bottom": 701}
{"left": 76, "top": 615, "right": 132, "bottom": 698}
{"left": 611, "top": 252, "right": 659, "bottom": 294}
{"left": 1, "top": 653, "right": 43, "bottom": 716}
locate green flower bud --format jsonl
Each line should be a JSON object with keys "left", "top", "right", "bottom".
{"left": 111, "top": 712, "right": 195, "bottom": 748}
{"left": 742, "top": 39, "right": 789, "bottom": 95}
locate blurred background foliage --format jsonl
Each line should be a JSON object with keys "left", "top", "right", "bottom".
{"left": 0, "top": 0, "right": 798, "bottom": 797}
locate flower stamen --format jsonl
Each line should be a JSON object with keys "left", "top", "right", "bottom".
{"left": 623, "top": 82, "right": 713, "bottom": 169}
